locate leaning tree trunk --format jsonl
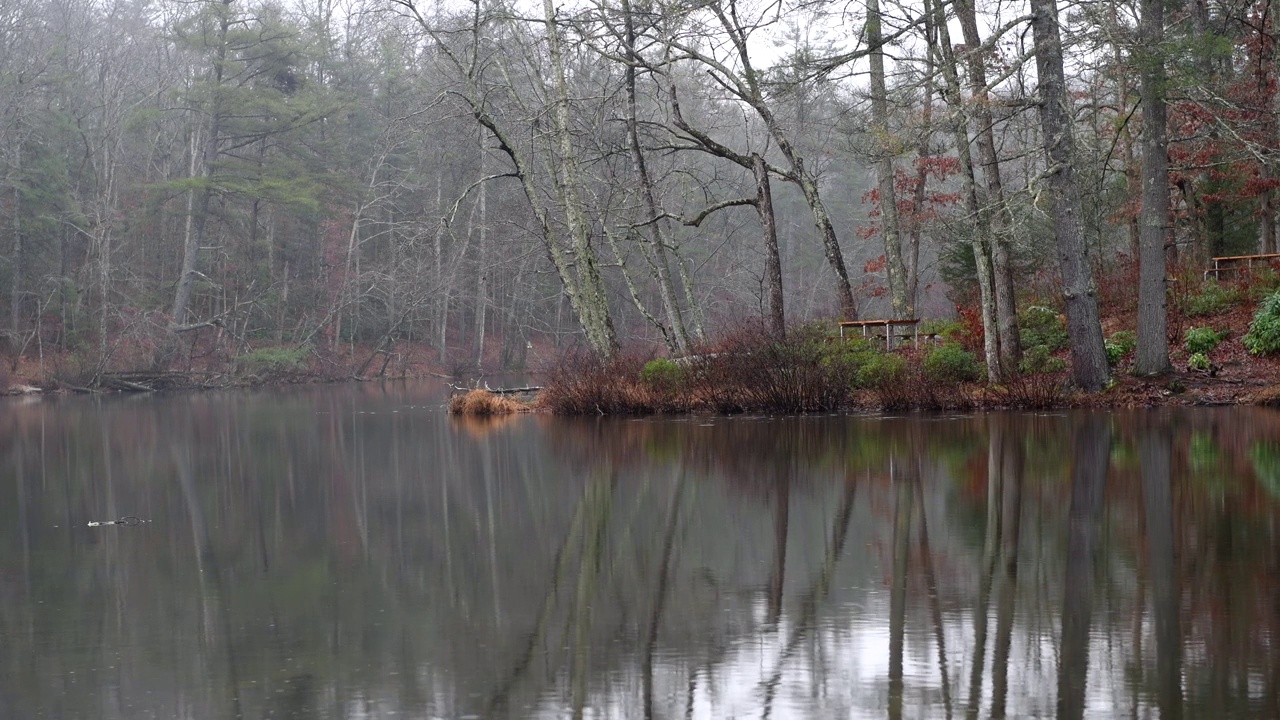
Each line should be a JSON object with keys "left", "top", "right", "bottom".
{"left": 621, "top": 0, "right": 691, "bottom": 355}
{"left": 1135, "top": 0, "right": 1172, "bottom": 375}
{"left": 542, "top": 0, "right": 617, "bottom": 358}
{"left": 754, "top": 154, "right": 785, "bottom": 337}
{"left": 619, "top": 0, "right": 691, "bottom": 353}
{"left": 1029, "top": 0, "right": 1111, "bottom": 391}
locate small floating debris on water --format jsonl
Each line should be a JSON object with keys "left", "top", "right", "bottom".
{"left": 87, "top": 516, "right": 149, "bottom": 528}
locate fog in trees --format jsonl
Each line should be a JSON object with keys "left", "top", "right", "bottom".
{"left": 3, "top": 0, "right": 1276, "bottom": 385}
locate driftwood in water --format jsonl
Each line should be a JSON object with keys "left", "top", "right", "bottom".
{"left": 96, "top": 371, "right": 224, "bottom": 392}
{"left": 448, "top": 381, "right": 542, "bottom": 396}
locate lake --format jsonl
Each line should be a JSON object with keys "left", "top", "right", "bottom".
{"left": 2, "top": 382, "right": 1280, "bottom": 719}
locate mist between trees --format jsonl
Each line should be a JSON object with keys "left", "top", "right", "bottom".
{"left": 0, "top": 0, "right": 1271, "bottom": 388}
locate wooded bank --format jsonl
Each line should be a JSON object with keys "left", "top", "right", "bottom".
{"left": 4, "top": 0, "right": 1280, "bottom": 390}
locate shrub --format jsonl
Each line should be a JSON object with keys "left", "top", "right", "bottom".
{"left": 639, "top": 358, "right": 686, "bottom": 392}
{"left": 923, "top": 342, "right": 981, "bottom": 383}
{"left": 1244, "top": 292, "right": 1280, "bottom": 355}
{"left": 1185, "top": 279, "right": 1243, "bottom": 317}
{"left": 1019, "top": 344, "right": 1067, "bottom": 374}
{"left": 1187, "top": 352, "right": 1211, "bottom": 371}
{"left": 679, "top": 322, "right": 862, "bottom": 413}
{"left": 1019, "top": 306, "right": 1068, "bottom": 352}
{"left": 237, "top": 345, "right": 309, "bottom": 374}
{"left": 1184, "top": 326, "right": 1225, "bottom": 355}
{"left": 919, "top": 318, "right": 965, "bottom": 344}
{"left": 985, "top": 371, "right": 1068, "bottom": 410}
{"left": 857, "top": 352, "right": 907, "bottom": 390}
{"left": 1105, "top": 331, "right": 1137, "bottom": 366}
{"left": 824, "top": 337, "right": 880, "bottom": 373}
{"left": 538, "top": 352, "right": 658, "bottom": 414}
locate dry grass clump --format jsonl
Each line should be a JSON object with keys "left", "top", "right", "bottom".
{"left": 448, "top": 389, "right": 529, "bottom": 416}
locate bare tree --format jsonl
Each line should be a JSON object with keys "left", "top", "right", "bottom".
{"left": 1134, "top": 0, "right": 1172, "bottom": 375}
{"left": 1029, "top": 0, "right": 1110, "bottom": 391}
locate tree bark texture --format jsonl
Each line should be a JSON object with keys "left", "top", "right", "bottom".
{"left": 1029, "top": 0, "right": 1111, "bottom": 391}
{"left": 543, "top": 0, "right": 617, "bottom": 358}
{"left": 955, "top": 0, "right": 1021, "bottom": 368}
{"left": 754, "top": 154, "right": 785, "bottom": 337}
{"left": 1135, "top": 0, "right": 1172, "bottom": 375}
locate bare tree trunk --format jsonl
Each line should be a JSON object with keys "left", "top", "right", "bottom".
{"left": 933, "top": 0, "right": 1002, "bottom": 379}
{"left": 172, "top": 0, "right": 232, "bottom": 326}
{"left": 621, "top": 0, "right": 690, "bottom": 355}
{"left": 1135, "top": 0, "right": 1172, "bottom": 375}
{"left": 869, "top": 0, "right": 909, "bottom": 318}
{"left": 9, "top": 143, "right": 20, "bottom": 343}
{"left": 542, "top": 0, "right": 617, "bottom": 358}
{"left": 473, "top": 140, "right": 488, "bottom": 368}
{"left": 955, "top": 0, "right": 1021, "bottom": 368}
{"left": 1029, "top": 0, "right": 1111, "bottom": 391}
{"left": 754, "top": 154, "right": 784, "bottom": 337}
{"left": 675, "top": 244, "right": 706, "bottom": 343}
{"left": 434, "top": 172, "right": 449, "bottom": 366}
{"left": 907, "top": 30, "right": 938, "bottom": 318}
{"left": 1267, "top": 0, "right": 1280, "bottom": 255}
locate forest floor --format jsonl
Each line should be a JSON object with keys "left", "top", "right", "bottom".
{"left": 1088, "top": 303, "right": 1280, "bottom": 408}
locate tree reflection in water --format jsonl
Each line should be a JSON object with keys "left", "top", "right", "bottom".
{"left": 3, "top": 386, "right": 1280, "bottom": 718}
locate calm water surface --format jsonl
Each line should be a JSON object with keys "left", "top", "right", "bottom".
{"left": 3, "top": 382, "right": 1280, "bottom": 719}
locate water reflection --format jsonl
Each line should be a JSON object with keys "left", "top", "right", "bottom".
{"left": 3, "top": 387, "right": 1280, "bottom": 718}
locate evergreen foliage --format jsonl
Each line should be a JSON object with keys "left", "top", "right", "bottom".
{"left": 1243, "top": 293, "right": 1280, "bottom": 355}
{"left": 1184, "top": 326, "right": 1225, "bottom": 355}
{"left": 923, "top": 342, "right": 981, "bottom": 383}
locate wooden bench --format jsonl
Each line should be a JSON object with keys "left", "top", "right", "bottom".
{"left": 838, "top": 318, "right": 923, "bottom": 350}
{"left": 1204, "top": 253, "right": 1280, "bottom": 280}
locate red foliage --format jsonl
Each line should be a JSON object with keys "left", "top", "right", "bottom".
{"left": 956, "top": 305, "right": 985, "bottom": 354}
{"left": 1168, "top": 3, "right": 1280, "bottom": 221}
{"left": 859, "top": 156, "right": 963, "bottom": 240}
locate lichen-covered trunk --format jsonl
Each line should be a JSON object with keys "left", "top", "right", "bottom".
{"left": 1029, "top": 0, "right": 1110, "bottom": 391}
{"left": 543, "top": 0, "right": 617, "bottom": 358}
{"left": 621, "top": 0, "right": 690, "bottom": 355}
{"left": 795, "top": 175, "right": 857, "bottom": 319}
{"left": 754, "top": 154, "right": 784, "bottom": 337}
{"left": 868, "top": 0, "right": 909, "bottom": 318}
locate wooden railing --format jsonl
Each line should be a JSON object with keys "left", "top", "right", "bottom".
{"left": 838, "top": 319, "right": 924, "bottom": 350}
{"left": 1204, "top": 253, "right": 1280, "bottom": 280}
